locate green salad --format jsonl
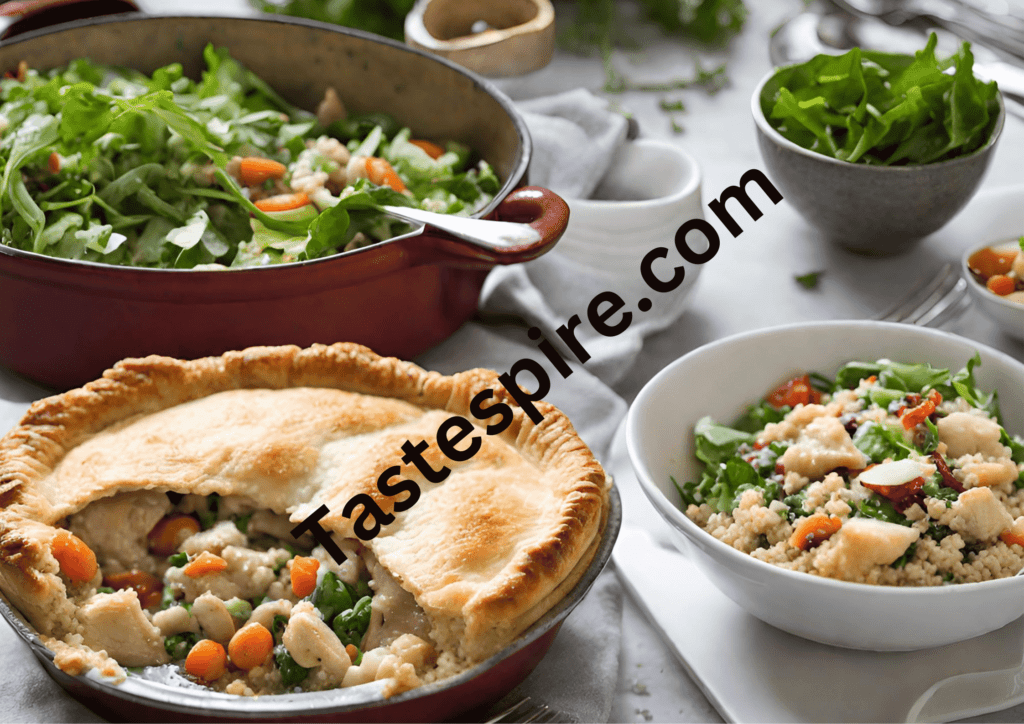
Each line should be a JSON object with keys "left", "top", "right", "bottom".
{"left": 679, "top": 354, "right": 1023, "bottom": 520}
{"left": 0, "top": 46, "right": 499, "bottom": 269}
{"left": 678, "top": 355, "right": 1024, "bottom": 585}
{"left": 762, "top": 33, "right": 1000, "bottom": 166}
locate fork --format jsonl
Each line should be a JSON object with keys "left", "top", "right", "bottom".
{"left": 486, "top": 696, "right": 578, "bottom": 724}
{"left": 874, "top": 261, "right": 971, "bottom": 327}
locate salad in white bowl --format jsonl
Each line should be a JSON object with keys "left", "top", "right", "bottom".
{"left": 627, "top": 321, "right": 1024, "bottom": 651}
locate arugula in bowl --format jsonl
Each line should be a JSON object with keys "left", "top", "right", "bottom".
{"left": 760, "top": 33, "right": 1000, "bottom": 166}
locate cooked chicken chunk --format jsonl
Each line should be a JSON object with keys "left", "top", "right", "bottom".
{"left": 283, "top": 601, "right": 351, "bottom": 684}
{"left": 814, "top": 518, "right": 920, "bottom": 580}
{"left": 79, "top": 590, "right": 168, "bottom": 667}
{"left": 949, "top": 487, "right": 1014, "bottom": 542}
{"left": 780, "top": 416, "right": 867, "bottom": 482}
{"left": 937, "top": 412, "right": 1008, "bottom": 459}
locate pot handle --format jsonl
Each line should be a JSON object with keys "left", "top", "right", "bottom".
{"left": 388, "top": 186, "right": 569, "bottom": 267}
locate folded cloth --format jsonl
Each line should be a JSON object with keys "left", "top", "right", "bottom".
{"left": 516, "top": 88, "right": 629, "bottom": 199}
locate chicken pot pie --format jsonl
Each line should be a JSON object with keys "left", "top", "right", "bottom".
{"left": 0, "top": 344, "right": 610, "bottom": 697}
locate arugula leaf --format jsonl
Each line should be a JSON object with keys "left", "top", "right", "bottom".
{"left": 856, "top": 495, "right": 911, "bottom": 526}
{"left": 693, "top": 416, "right": 753, "bottom": 466}
{"left": 835, "top": 361, "right": 884, "bottom": 390}
{"left": 853, "top": 421, "right": 915, "bottom": 463}
{"left": 795, "top": 271, "right": 822, "bottom": 289}
{"left": 763, "top": 33, "right": 1000, "bottom": 166}
{"left": 732, "top": 401, "right": 788, "bottom": 434}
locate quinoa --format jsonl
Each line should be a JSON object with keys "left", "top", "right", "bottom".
{"left": 678, "top": 358, "right": 1024, "bottom": 585}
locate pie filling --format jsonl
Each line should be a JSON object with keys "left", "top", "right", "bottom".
{"left": 53, "top": 490, "right": 438, "bottom": 697}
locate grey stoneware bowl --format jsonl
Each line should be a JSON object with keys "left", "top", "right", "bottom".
{"left": 752, "top": 68, "right": 1004, "bottom": 256}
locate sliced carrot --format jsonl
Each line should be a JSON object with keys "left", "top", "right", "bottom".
{"left": 47, "top": 152, "right": 60, "bottom": 174}
{"left": 254, "top": 192, "right": 310, "bottom": 213}
{"left": 52, "top": 531, "right": 97, "bottom": 584}
{"left": 147, "top": 514, "right": 200, "bottom": 556}
{"left": 183, "top": 551, "right": 228, "bottom": 578}
{"left": 788, "top": 514, "right": 842, "bottom": 551}
{"left": 228, "top": 621, "right": 274, "bottom": 670}
{"left": 968, "top": 247, "right": 1017, "bottom": 279}
{"left": 408, "top": 139, "right": 445, "bottom": 160}
{"left": 366, "top": 157, "right": 407, "bottom": 193}
{"left": 766, "top": 374, "right": 821, "bottom": 409}
{"left": 185, "top": 639, "right": 227, "bottom": 681}
{"left": 290, "top": 556, "right": 319, "bottom": 598}
{"left": 237, "top": 157, "right": 287, "bottom": 186}
{"left": 987, "top": 274, "right": 1016, "bottom": 296}
{"left": 103, "top": 570, "right": 164, "bottom": 608}
{"left": 345, "top": 644, "right": 359, "bottom": 661}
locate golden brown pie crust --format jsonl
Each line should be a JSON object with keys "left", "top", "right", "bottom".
{"left": 0, "top": 343, "right": 610, "bottom": 680}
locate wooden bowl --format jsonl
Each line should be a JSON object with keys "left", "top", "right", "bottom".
{"left": 404, "top": 0, "right": 555, "bottom": 77}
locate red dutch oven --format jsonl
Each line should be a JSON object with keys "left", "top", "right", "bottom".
{"left": 0, "top": 13, "right": 569, "bottom": 390}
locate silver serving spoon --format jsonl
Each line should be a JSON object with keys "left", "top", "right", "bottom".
{"left": 381, "top": 204, "right": 541, "bottom": 249}
{"left": 769, "top": 11, "right": 1024, "bottom": 113}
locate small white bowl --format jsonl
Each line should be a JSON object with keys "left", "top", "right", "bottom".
{"left": 556, "top": 139, "right": 703, "bottom": 317}
{"left": 962, "top": 240, "right": 1024, "bottom": 341}
{"left": 626, "top": 320, "right": 1024, "bottom": 651}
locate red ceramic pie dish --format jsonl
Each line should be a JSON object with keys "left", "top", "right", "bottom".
{"left": 0, "top": 13, "right": 568, "bottom": 391}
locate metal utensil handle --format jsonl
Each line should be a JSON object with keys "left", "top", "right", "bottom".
{"left": 385, "top": 185, "right": 570, "bottom": 265}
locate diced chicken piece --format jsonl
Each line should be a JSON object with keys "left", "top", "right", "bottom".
{"left": 179, "top": 520, "right": 246, "bottom": 556}
{"left": 961, "top": 458, "right": 1019, "bottom": 488}
{"left": 937, "top": 412, "right": 1008, "bottom": 459}
{"left": 192, "top": 593, "right": 236, "bottom": 644}
{"left": 283, "top": 601, "right": 351, "bottom": 684}
{"left": 759, "top": 403, "right": 829, "bottom": 445}
{"left": 316, "top": 87, "right": 346, "bottom": 127}
{"left": 70, "top": 490, "right": 171, "bottom": 574}
{"left": 814, "top": 518, "right": 920, "bottom": 581}
{"left": 152, "top": 604, "right": 200, "bottom": 637}
{"left": 79, "top": 590, "right": 169, "bottom": 667}
{"left": 949, "top": 487, "right": 1014, "bottom": 542}
{"left": 250, "top": 599, "right": 292, "bottom": 631}
{"left": 779, "top": 416, "right": 867, "bottom": 479}
{"left": 341, "top": 646, "right": 388, "bottom": 688}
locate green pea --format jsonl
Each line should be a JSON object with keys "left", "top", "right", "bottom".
{"left": 97, "top": 586, "right": 114, "bottom": 594}
{"left": 225, "top": 598, "right": 252, "bottom": 623}
{"left": 167, "top": 552, "right": 188, "bottom": 567}
{"left": 310, "top": 572, "right": 352, "bottom": 624}
{"left": 332, "top": 596, "right": 372, "bottom": 646}
{"left": 164, "top": 632, "right": 196, "bottom": 659}
{"left": 275, "top": 646, "right": 309, "bottom": 686}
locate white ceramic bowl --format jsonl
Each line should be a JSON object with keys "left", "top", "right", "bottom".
{"left": 962, "top": 240, "right": 1024, "bottom": 341}
{"left": 626, "top": 320, "right": 1024, "bottom": 651}
{"left": 556, "top": 138, "right": 703, "bottom": 318}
